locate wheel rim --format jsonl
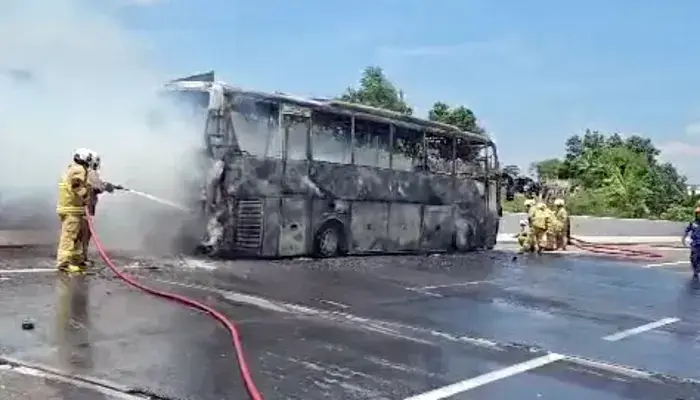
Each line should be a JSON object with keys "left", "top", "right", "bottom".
{"left": 319, "top": 229, "right": 338, "bottom": 255}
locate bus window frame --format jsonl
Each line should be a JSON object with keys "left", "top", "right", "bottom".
{"left": 388, "top": 124, "right": 427, "bottom": 172}
{"left": 424, "top": 132, "right": 456, "bottom": 176}
{"left": 281, "top": 102, "right": 312, "bottom": 162}
{"left": 351, "top": 116, "right": 392, "bottom": 170}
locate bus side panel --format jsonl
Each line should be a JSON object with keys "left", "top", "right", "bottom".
{"left": 260, "top": 198, "right": 281, "bottom": 257}
{"left": 387, "top": 203, "right": 422, "bottom": 251}
{"left": 423, "top": 174, "right": 454, "bottom": 205}
{"left": 391, "top": 170, "right": 427, "bottom": 203}
{"left": 356, "top": 166, "right": 393, "bottom": 202}
{"left": 308, "top": 162, "right": 360, "bottom": 199}
{"left": 350, "top": 202, "right": 389, "bottom": 253}
{"left": 284, "top": 159, "right": 311, "bottom": 195}
{"left": 226, "top": 156, "right": 283, "bottom": 197}
{"left": 278, "top": 197, "right": 310, "bottom": 257}
{"left": 421, "top": 206, "right": 453, "bottom": 251}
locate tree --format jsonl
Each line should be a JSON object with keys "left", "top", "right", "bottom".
{"left": 529, "top": 158, "right": 563, "bottom": 181}
{"left": 521, "top": 129, "right": 690, "bottom": 220}
{"left": 339, "top": 66, "right": 413, "bottom": 115}
{"left": 428, "top": 102, "right": 485, "bottom": 134}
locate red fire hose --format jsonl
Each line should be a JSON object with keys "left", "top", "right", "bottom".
{"left": 569, "top": 236, "right": 664, "bottom": 260}
{"left": 84, "top": 208, "right": 264, "bottom": 400}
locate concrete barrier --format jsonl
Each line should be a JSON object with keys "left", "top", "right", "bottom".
{"left": 500, "top": 212, "right": 687, "bottom": 237}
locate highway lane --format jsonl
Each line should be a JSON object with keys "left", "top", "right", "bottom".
{"left": 1, "top": 247, "right": 699, "bottom": 399}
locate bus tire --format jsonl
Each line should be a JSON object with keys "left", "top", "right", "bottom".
{"left": 314, "top": 221, "right": 345, "bottom": 258}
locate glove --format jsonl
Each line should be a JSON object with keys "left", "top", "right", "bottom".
{"left": 104, "top": 182, "right": 115, "bottom": 193}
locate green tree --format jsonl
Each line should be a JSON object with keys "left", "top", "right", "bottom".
{"left": 339, "top": 66, "right": 413, "bottom": 115}
{"left": 428, "top": 101, "right": 485, "bottom": 134}
{"left": 524, "top": 129, "right": 690, "bottom": 221}
{"left": 529, "top": 158, "right": 563, "bottom": 181}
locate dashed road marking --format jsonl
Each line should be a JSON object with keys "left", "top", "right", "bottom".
{"left": 403, "top": 353, "right": 566, "bottom": 400}
{"left": 419, "top": 280, "right": 487, "bottom": 291}
{"left": 318, "top": 299, "right": 350, "bottom": 309}
{"left": 602, "top": 317, "right": 681, "bottom": 341}
{"left": 404, "top": 287, "right": 444, "bottom": 298}
{"left": 643, "top": 260, "right": 689, "bottom": 268}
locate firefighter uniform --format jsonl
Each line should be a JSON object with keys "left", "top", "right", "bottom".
{"left": 553, "top": 199, "right": 569, "bottom": 250}
{"left": 56, "top": 160, "right": 92, "bottom": 272}
{"left": 530, "top": 202, "right": 550, "bottom": 253}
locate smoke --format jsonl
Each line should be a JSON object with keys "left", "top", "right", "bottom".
{"left": 0, "top": 0, "right": 203, "bottom": 254}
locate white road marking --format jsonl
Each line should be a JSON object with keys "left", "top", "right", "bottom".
{"left": 404, "top": 287, "right": 444, "bottom": 298}
{"left": 403, "top": 353, "right": 566, "bottom": 400}
{"left": 0, "top": 363, "right": 141, "bottom": 399}
{"left": 318, "top": 299, "right": 350, "bottom": 309}
{"left": 643, "top": 260, "right": 688, "bottom": 268}
{"left": 602, "top": 317, "right": 680, "bottom": 341}
{"left": 419, "top": 280, "right": 487, "bottom": 290}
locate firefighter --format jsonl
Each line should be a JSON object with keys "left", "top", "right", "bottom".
{"left": 56, "top": 149, "right": 94, "bottom": 273}
{"left": 83, "top": 152, "right": 121, "bottom": 266}
{"left": 553, "top": 198, "right": 569, "bottom": 250}
{"left": 682, "top": 207, "right": 700, "bottom": 279}
{"left": 514, "top": 219, "right": 531, "bottom": 254}
{"left": 522, "top": 199, "right": 537, "bottom": 252}
{"left": 530, "top": 202, "right": 550, "bottom": 254}
{"left": 544, "top": 202, "right": 557, "bottom": 250}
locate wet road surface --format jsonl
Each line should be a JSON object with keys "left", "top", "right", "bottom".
{"left": 1, "top": 245, "right": 700, "bottom": 399}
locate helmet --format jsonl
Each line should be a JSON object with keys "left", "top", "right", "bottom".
{"left": 537, "top": 202, "right": 547, "bottom": 209}
{"left": 91, "top": 152, "right": 101, "bottom": 170}
{"left": 523, "top": 199, "right": 535, "bottom": 207}
{"left": 554, "top": 198, "right": 565, "bottom": 206}
{"left": 73, "top": 148, "right": 94, "bottom": 165}
{"left": 519, "top": 219, "right": 528, "bottom": 226}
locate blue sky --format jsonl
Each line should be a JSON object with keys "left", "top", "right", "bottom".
{"left": 117, "top": 0, "right": 700, "bottom": 181}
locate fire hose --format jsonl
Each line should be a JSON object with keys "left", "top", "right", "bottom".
{"left": 84, "top": 206, "right": 264, "bottom": 400}
{"left": 569, "top": 236, "right": 664, "bottom": 260}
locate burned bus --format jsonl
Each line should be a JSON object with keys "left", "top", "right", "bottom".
{"left": 164, "top": 72, "right": 502, "bottom": 258}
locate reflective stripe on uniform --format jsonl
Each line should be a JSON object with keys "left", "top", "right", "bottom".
{"left": 57, "top": 206, "right": 85, "bottom": 214}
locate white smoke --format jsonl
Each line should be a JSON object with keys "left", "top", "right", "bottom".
{"left": 0, "top": 0, "right": 202, "bottom": 254}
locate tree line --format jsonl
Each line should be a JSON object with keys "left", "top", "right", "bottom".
{"left": 337, "top": 66, "right": 696, "bottom": 221}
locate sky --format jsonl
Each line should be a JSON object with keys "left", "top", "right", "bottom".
{"left": 115, "top": 1, "right": 699, "bottom": 181}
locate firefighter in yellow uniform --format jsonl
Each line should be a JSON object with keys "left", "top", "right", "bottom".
{"left": 553, "top": 198, "right": 569, "bottom": 250}
{"left": 56, "top": 149, "right": 95, "bottom": 273}
{"left": 544, "top": 203, "right": 557, "bottom": 250}
{"left": 514, "top": 219, "right": 531, "bottom": 253}
{"left": 530, "top": 202, "right": 550, "bottom": 254}
{"left": 523, "top": 199, "right": 536, "bottom": 251}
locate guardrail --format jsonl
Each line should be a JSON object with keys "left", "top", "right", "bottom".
{"left": 500, "top": 212, "right": 686, "bottom": 237}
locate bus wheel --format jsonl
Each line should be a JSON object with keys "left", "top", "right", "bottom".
{"left": 314, "top": 222, "right": 344, "bottom": 258}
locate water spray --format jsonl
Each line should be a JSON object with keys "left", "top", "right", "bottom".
{"left": 115, "top": 186, "right": 191, "bottom": 212}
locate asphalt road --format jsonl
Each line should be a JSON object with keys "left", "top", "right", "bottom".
{"left": 1, "top": 245, "right": 700, "bottom": 399}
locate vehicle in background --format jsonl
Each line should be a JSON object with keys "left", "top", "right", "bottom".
{"left": 163, "top": 71, "right": 502, "bottom": 258}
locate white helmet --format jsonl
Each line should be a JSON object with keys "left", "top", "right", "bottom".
{"left": 519, "top": 219, "right": 528, "bottom": 226}
{"left": 73, "top": 148, "right": 94, "bottom": 165}
{"left": 91, "top": 152, "right": 101, "bottom": 170}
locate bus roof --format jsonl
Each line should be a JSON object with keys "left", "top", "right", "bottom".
{"left": 164, "top": 72, "right": 493, "bottom": 145}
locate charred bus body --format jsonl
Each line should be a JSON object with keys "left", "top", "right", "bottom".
{"left": 165, "top": 72, "right": 502, "bottom": 258}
